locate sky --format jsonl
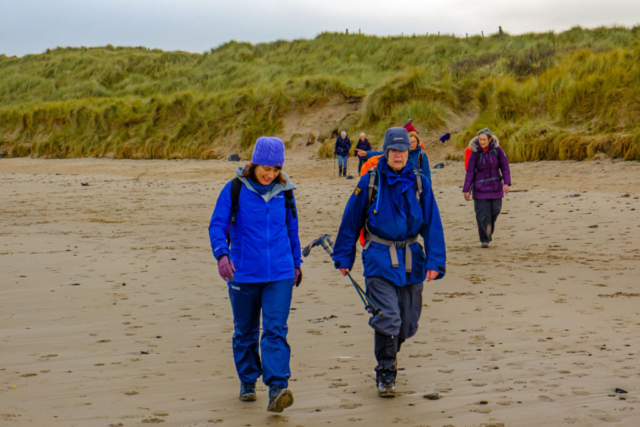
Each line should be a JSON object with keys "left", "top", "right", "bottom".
{"left": 1, "top": 0, "right": 640, "bottom": 57}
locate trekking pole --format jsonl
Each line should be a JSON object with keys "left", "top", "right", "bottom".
{"left": 334, "top": 155, "right": 337, "bottom": 176}
{"left": 302, "top": 234, "right": 383, "bottom": 316}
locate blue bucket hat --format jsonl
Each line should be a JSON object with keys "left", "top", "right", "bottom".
{"left": 251, "top": 137, "right": 285, "bottom": 167}
{"left": 382, "top": 127, "right": 411, "bottom": 158}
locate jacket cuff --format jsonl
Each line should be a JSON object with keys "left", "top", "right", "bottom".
{"left": 214, "top": 250, "right": 229, "bottom": 261}
{"left": 294, "top": 259, "right": 303, "bottom": 268}
{"left": 427, "top": 263, "right": 446, "bottom": 279}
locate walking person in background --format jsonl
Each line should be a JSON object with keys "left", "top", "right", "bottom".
{"left": 333, "top": 127, "right": 446, "bottom": 398}
{"left": 403, "top": 118, "right": 418, "bottom": 134}
{"left": 356, "top": 132, "right": 372, "bottom": 174}
{"left": 334, "top": 131, "right": 352, "bottom": 177}
{"left": 462, "top": 128, "right": 511, "bottom": 248}
{"left": 408, "top": 131, "right": 431, "bottom": 183}
{"left": 208, "top": 137, "right": 302, "bottom": 412}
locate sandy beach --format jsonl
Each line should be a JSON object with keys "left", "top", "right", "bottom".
{"left": 2, "top": 154, "right": 640, "bottom": 427}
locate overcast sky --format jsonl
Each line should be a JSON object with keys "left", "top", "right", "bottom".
{"left": 2, "top": 0, "right": 640, "bottom": 56}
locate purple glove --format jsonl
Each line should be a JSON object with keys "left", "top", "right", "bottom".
{"left": 217, "top": 256, "right": 235, "bottom": 282}
{"left": 294, "top": 267, "right": 302, "bottom": 287}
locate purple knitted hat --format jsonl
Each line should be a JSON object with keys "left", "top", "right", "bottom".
{"left": 251, "top": 137, "right": 285, "bottom": 167}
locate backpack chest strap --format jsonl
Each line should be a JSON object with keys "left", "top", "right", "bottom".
{"left": 363, "top": 224, "right": 419, "bottom": 273}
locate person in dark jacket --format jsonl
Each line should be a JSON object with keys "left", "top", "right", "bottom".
{"left": 333, "top": 127, "right": 446, "bottom": 398}
{"left": 334, "top": 131, "right": 352, "bottom": 177}
{"left": 462, "top": 128, "right": 511, "bottom": 248}
{"left": 403, "top": 118, "right": 418, "bottom": 134}
{"left": 209, "top": 137, "right": 302, "bottom": 413}
{"left": 356, "top": 133, "right": 372, "bottom": 173}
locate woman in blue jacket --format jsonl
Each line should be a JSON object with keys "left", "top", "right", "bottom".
{"left": 209, "top": 137, "right": 302, "bottom": 413}
{"left": 333, "top": 127, "right": 446, "bottom": 398}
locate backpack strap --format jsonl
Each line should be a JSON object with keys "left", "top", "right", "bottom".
{"left": 414, "top": 170, "right": 422, "bottom": 201}
{"left": 284, "top": 189, "right": 297, "bottom": 220}
{"left": 367, "top": 167, "right": 379, "bottom": 209}
{"left": 229, "top": 178, "right": 242, "bottom": 224}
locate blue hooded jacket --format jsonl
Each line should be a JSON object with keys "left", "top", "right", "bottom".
{"left": 333, "top": 159, "right": 446, "bottom": 285}
{"left": 208, "top": 167, "right": 302, "bottom": 283}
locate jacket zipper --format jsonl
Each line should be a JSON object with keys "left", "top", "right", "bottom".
{"left": 266, "top": 202, "right": 271, "bottom": 281}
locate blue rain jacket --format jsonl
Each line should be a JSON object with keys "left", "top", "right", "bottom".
{"left": 333, "top": 160, "right": 446, "bottom": 285}
{"left": 209, "top": 168, "right": 302, "bottom": 283}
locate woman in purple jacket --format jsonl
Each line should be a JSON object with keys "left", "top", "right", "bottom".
{"left": 463, "top": 128, "right": 511, "bottom": 248}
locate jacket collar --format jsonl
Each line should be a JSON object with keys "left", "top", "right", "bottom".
{"left": 469, "top": 136, "right": 500, "bottom": 153}
{"left": 235, "top": 166, "right": 296, "bottom": 202}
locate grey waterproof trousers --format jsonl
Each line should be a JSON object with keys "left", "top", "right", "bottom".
{"left": 365, "top": 276, "right": 424, "bottom": 383}
{"left": 474, "top": 198, "right": 502, "bottom": 243}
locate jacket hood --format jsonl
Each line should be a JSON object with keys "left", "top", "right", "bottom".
{"left": 235, "top": 166, "right": 296, "bottom": 202}
{"left": 469, "top": 135, "right": 500, "bottom": 153}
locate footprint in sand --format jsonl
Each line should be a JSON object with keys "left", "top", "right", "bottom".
{"left": 340, "top": 403, "right": 362, "bottom": 409}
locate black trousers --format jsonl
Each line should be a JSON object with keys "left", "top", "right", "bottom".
{"left": 358, "top": 158, "right": 366, "bottom": 174}
{"left": 366, "top": 277, "right": 424, "bottom": 384}
{"left": 474, "top": 198, "right": 502, "bottom": 243}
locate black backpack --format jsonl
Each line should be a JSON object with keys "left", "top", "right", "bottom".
{"left": 228, "top": 178, "right": 297, "bottom": 244}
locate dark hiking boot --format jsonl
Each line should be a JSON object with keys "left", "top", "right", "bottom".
{"left": 343, "top": 169, "right": 348, "bottom": 177}
{"left": 267, "top": 386, "right": 294, "bottom": 412}
{"left": 339, "top": 166, "right": 343, "bottom": 177}
{"left": 239, "top": 382, "right": 257, "bottom": 402}
{"left": 377, "top": 380, "right": 396, "bottom": 398}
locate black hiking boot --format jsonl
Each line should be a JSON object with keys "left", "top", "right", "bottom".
{"left": 239, "top": 382, "right": 257, "bottom": 402}
{"left": 377, "top": 379, "right": 396, "bottom": 398}
{"left": 339, "top": 166, "right": 343, "bottom": 177}
{"left": 343, "top": 168, "right": 348, "bottom": 177}
{"left": 267, "top": 386, "right": 294, "bottom": 412}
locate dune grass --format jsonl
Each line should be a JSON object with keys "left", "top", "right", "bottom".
{"left": 1, "top": 26, "right": 640, "bottom": 160}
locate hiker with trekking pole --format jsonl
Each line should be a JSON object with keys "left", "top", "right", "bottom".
{"left": 334, "top": 131, "right": 352, "bottom": 177}
{"left": 462, "top": 128, "right": 511, "bottom": 248}
{"left": 332, "top": 127, "right": 446, "bottom": 398}
{"left": 208, "top": 137, "right": 302, "bottom": 413}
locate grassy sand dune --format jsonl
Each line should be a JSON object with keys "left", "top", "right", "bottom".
{"left": 1, "top": 26, "right": 640, "bottom": 159}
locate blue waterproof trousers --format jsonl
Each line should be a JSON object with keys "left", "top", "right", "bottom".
{"left": 227, "top": 279, "right": 293, "bottom": 388}
{"left": 337, "top": 155, "right": 348, "bottom": 169}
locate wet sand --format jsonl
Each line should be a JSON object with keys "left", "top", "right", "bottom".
{"left": 2, "top": 156, "right": 640, "bottom": 426}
